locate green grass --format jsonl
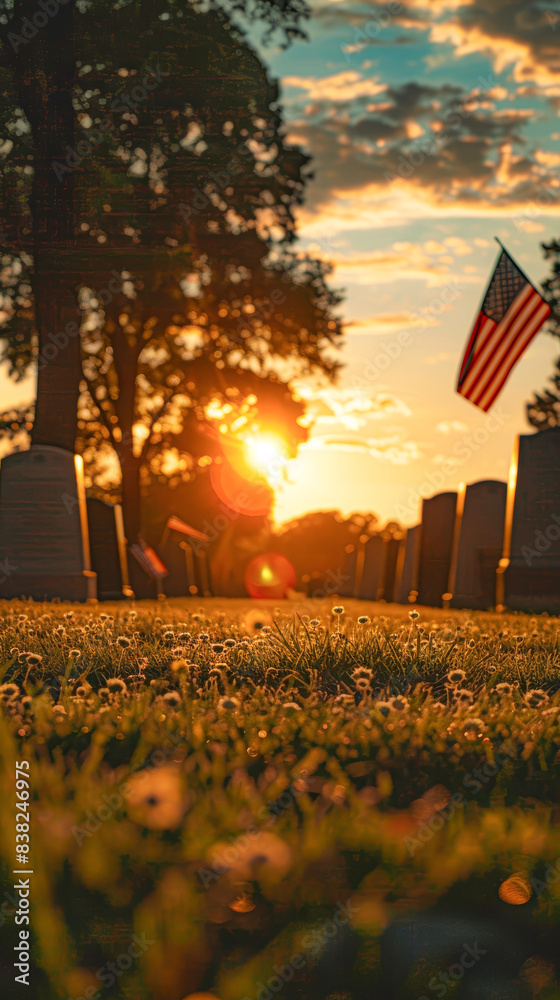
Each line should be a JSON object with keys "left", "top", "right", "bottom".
{"left": 1, "top": 599, "right": 560, "bottom": 999}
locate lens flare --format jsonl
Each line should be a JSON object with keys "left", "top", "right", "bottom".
{"left": 210, "top": 460, "right": 272, "bottom": 516}
{"left": 244, "top": 552, "right": 296, "bottom": 599}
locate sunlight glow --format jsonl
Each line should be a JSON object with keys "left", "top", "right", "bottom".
{"left": 243, "top": 432, "right": 289, "bottom": 486}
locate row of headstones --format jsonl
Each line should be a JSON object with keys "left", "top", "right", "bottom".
{"left": 0, "top": 427, "right": 559, "bottom": 608}
{"left": 0, "top": 444, "right": 214, "bottom": 602}
{"left": 339, "top": 428, "right": 560, "bottom": 613}
{"left": 339, "top": 535, "right": 406, "bottom": 603}
{"left": 86, "top": 498, "right": 214, "bottom": 600}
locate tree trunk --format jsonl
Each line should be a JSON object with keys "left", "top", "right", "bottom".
{"left": 10, "top": 1, "right": 80, "bottom": 451}
{"left": 32, "top": 267, "right": 82, "bottom": 451}
{"left": 119, "top": 450, "right": 143, "bottom": 544}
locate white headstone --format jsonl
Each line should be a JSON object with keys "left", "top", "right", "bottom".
{"left": 0, "top": 446, "right": 96, "bottom": 601}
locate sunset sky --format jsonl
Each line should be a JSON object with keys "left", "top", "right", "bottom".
{"left": 256, "top": 0, "right": 560, "bottom": 527}
{"left": 3, "top": 0, "right": 560, "bottom": 530}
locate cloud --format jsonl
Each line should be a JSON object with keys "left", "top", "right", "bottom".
{"left": 345, "top": 311, "right": 437, "bottom": 335}
{"left": 294, "top": 386, "right": 411, "bottom": 430}
{"left": 313, "top": 0, "right": 560, "bottom": 89}
{"left": 432, "top": 451, "right": 461, "bottom": 467}
{"left": 515, "top": 219, "right": 546, "bottom": 233}
{"left": 281, "top": 65, "right": 560, "bottom": 231}
{"left": 311, "top": 0, "right": 460, "bottom": 34}
{"left": 424, "top": 352, "right": 455, "bottom": 365}
{"left": 323, "top": 244, "right": 470, "bottom": 288}
{"left": 284, "top": 71, "right": 387, "bottom": 102}
{"left": 435, "top": 420, "right": 469, "bottom": 434}
{"left": 304, "top": 433, "right": 423, "bottom": 465}
{"left": 428, "top": 4, "right": 560, "bottom": 88}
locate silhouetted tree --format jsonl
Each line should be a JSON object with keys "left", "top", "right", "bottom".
{"left": 0, "top": 0, "right": 343, "bottom": 541}
{"left": 0, "top": 0, "right": 312, "bottom": 450}
{"left": 275, "top": 510, "right": 380, "bottom": 582}
{"left": 527, "top": 239, "right": 560, "bottom": 429}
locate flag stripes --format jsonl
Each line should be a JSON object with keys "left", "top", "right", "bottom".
{"left": 458, "top": 315, "right": 498, "bottom": 396}
{"left": 460, "top": 285, "right": 539, "bottom": 403}
{"left": 129, "top": 542, "right": 168, "bottom": 579}
{"left": 477, "top": 298, "right": 552, "bottom": 412}
{"left": 457, "top": 247, "right": 551, "bottom": 411}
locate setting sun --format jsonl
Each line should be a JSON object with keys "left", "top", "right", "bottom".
{"left": 243, "top": 432, "right": 289, "bottom": 486}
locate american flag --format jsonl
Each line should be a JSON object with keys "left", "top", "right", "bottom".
{"left": 457, "top": 246, "right": 551, "bottom": 411}
{"left": 129, "top": 541, "right": 168, "bottom": 579}
{"left": 166, "top": 515, "right": 209, "bottom": 542}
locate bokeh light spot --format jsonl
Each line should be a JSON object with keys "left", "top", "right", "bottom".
{"left": 498, "top": 873, "right": 532, "bottom": 904}
{"left": 244, "top": 552, "right": 296, "bottom": 599}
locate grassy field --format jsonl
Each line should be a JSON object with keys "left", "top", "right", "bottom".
{"left": 1, "top": 597, "right": 560, "bottom": 1000}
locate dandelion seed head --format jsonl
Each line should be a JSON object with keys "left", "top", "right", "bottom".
{"left": 463, "top": 718, "right": 486, "bottom": 739}
{"left": 0, "top": 683, "right": 18, "bottom": 696}
{"left": 375, "top": 701, "right": 391, "bottom": 716}
{"left": 525, "top": 688, "right": 548, "bottom": 708}
{"left": 127, "top": 766, "right": 186, "bottom": 830}
{"left": 447, "top": 668, "right": 466, "bottom": 684}
{"left": 107, "top": 678, "right": 127, "bottom": 693}
{"left": 219, "top": 696, "right": 240, "bottom": 710}
{"left": 496, "top": 682, "right": 513, "bottom": 696}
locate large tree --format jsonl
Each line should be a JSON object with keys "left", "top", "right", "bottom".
{"left": 527, "top": 239, "right": 560, "bottom": 429}
{"left": 0, "top": 0, "right": 312, "bottom": 449}
{"left": 0, "top": 0, "right": 342, "bottom": 542}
